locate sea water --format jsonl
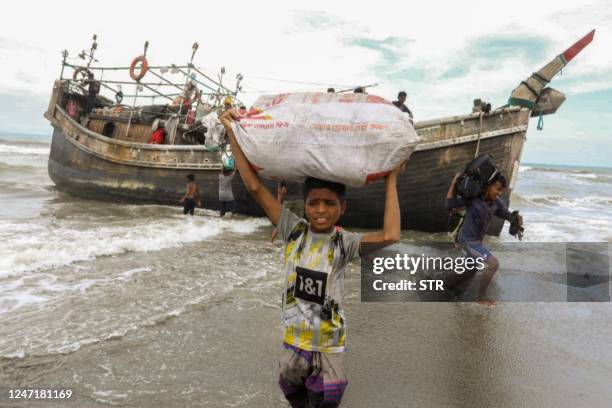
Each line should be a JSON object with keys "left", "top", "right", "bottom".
{"left": 1, "top": 133, "right": 611, "bottom": 407}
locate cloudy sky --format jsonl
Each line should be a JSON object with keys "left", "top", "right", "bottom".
{"left": 1, "top": 0, "right": 610, "bottom": 167}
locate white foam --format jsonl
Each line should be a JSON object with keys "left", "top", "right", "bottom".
{"left": 0, "top": 216, "right": 268, "bottom": 278}
{"left": 518, "top": 165, "right": 532, "bottom": 173}
{"left": 0, "top": 144, "right": 50, "bottom": 155}
{"left": 517, "top": 194, "right": 612, "bottom": 210}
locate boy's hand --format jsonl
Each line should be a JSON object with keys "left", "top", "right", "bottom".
{"left": 388, "top": 161, "right": 407, "bottom": 178}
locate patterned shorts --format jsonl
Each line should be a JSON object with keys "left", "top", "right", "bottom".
{"left": 279, "top": 343, "right": 348, "bottom": 408}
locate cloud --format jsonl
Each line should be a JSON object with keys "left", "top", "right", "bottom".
{"left": 0, "top": 88, "right": 49, "bottom": 133}
{"left": 0, "top": 0, "right": 609, "bottom": 165}
{"left": 289, "top": 10, "right": 347, "bottom": 32}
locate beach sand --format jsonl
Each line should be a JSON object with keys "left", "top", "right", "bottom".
{"left": 1, "top": 238, "right": 612, "bottom": 408}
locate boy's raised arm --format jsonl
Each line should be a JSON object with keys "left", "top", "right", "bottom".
{"left": 220, "top": 110, "right": 282, "bottom": 225}
{"left": 360, "top": 163, "right": 404, "bottom": 254}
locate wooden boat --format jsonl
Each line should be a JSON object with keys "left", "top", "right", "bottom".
{"left": 44, "top": 32, "right": 595, "bottom": 234}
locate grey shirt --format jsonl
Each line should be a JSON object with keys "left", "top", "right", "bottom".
{"left": 218, "top": 172, "right": 235, "bottom": 201}
{"left": 447, "top": 196, "right": 512, "bottom": 243}
{"left": 276, "top": 208, "right": 362, "bottom": 352}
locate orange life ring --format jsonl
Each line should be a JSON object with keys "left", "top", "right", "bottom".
{"left": 129, "top": 55, "right": 148, "bottom": 81}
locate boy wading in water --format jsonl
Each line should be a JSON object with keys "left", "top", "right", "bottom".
{"left": 180, "top": 174, "right": 201, "bottom": 216}
{"left": 220, "top": 110, "right": 403, "bottom": 407}
{"left": 446, "top": 172, "right": 522, "bottom": 305}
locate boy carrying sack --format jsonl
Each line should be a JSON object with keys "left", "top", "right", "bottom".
{"left": 220, "top": 109, "right": 404, "bottom": 407}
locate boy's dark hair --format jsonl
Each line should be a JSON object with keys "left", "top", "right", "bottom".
{"left": 186, "top": 174, "right": 195, "bottom": 181}
{"left": 354, "top": 87, "right": 364, "bottom": 94}
{"left": 327, "top": 87, "right": 335, "bottom": 93}
{"left": 303, "top": 177, "right": 346, "bottom": 200}
{"left": 490, "top": 173, "right": 507, "bottom": 188}
{"left": 398, "top": 91, "right": 407, "bottom": 98}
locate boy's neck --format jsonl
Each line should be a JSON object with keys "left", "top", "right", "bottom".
{"left": 309, "top": 225, "right": 335, "bottom": 234}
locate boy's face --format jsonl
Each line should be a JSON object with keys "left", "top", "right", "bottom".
{"left": 305, "top": 188, "right": 346, "bottom": 233}
{"left": 485, "top": 181, "right": 504, "bottom": 201}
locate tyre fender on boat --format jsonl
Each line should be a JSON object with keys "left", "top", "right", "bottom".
{"left": 72, "top": 67, "right": 92, "bottom": 82}
{"left": 129, "top": 56, "right": 148, "bottom": 81}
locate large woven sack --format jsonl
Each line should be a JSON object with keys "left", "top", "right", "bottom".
{"left": 231, "top": 92, "right": 419, "bottom": 188}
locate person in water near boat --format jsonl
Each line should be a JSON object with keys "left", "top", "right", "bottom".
{"left": 220, "top": 108, "right": 403, "bottom": 407}
{"left": 392, "top": 91, "right": 414, "bottom": 123}
{"left": 445, "top": 172, "right": 522, "bottom": 305}
{"left": 270, "top": 181, "right": 288, "bottom": 242}
{"left": 180, "top": 174, "right": 201, "bottom": 216}
{"left": 218, "top": 167, "right": 236, "bottom": 217}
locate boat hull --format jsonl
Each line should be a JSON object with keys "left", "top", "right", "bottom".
{"left": 47, "top": 103, "right": 530, "bottom": 235}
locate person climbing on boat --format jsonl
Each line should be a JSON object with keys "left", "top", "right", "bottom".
{"left": 218, "top": 167, "right": 236, "bottom": 217}
{"left": 445, "top": 172, "right": 522, "bottom": 305}
{"left": 392, "top": 91, "right": 414, "bottom": 123}
{"left": 220, "top": 108, "right": 403, "bottom": 407}
{"left": 180, "top": 174, "right": 201, "bottom": 216}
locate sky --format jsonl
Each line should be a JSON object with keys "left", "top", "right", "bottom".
{"left": 0, "top": 0, "right": 610, "bottom": 167}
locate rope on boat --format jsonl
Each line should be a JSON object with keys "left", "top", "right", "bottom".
{"left": 474, "top": 112, "right": 484, "bottom": 158}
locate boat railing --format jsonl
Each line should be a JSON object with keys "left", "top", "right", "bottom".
{"left": 58, "top": 36, "right": 244, "bottom": 129}
{"left": 54, "top": 104, "right": 220, "bottom": 153}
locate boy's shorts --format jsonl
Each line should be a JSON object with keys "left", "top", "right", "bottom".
{"left": 461, "top": 241, "right": 493, "bottom": 261}
{"left": 279, "top": 343, "right": 348, "bottom": 408}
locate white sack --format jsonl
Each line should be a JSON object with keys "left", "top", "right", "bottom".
{"left": 231, "top": 92, "right": 419, "bottom": 187}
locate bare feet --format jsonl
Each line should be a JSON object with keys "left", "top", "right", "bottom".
{"left": 477, "top": 297, "right": 496, "bottom": 306}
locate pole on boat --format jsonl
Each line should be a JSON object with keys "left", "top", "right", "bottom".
{"left": 509, "top": 29, "right": 595, "bottom": 109}
{"left": 125, "top": 40, "right": 149, "bottom": 139}
{"left": 59, "top": 49, "right": 69, "bottom": 80}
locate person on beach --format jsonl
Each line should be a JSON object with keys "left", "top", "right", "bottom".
{"left": 392, "top": 91, "right": 414, "bottom": 123}
{"left": 446, "top": 172, "right": 522, "bottom": 304}
{"left": 220, "top": 108, "right": 403, "bottom": 407}
{"left": 270, "top": 181, "right": 288, "bottom": 242}
{"left": 180, "top": 174, "right": 201, "bottom": 216}
{"left": 218, "top": 167, "right": 236, "bottom": 217}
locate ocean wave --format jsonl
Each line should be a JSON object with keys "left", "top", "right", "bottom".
{"left": 513, "top": 193, "right": 612, "bottom": 209}
{"left": 0, "top": 138, "right": 50, "bottom": 146}
{"left": 0, "top": 162, "right": 42, "bottom": 172}
{"left": 0, "top": 216, "right": 269, "bottom": 278}
{"left": 522, "top": 165, "right": 611, "bottom": 178}
{"left": 0, "top": 143, "right": 50, "bottom": 156}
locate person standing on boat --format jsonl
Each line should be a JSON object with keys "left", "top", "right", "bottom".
{"left": 84, "top": 72, "right": 100, "bottom": 115}
{"left": 218, "top": 167, "right": 236, "bottom": 217}
{"left": 148, "top": 126, "right": 166, "bottom": 144}
{"left": 392, "top": 91, "right": 414, "bottom": 123}
{"left": 445, "top": 172, "right": 522, "bottom": 304}
{"left": 180, "top": 174, "right": 201, "bottom": 216}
